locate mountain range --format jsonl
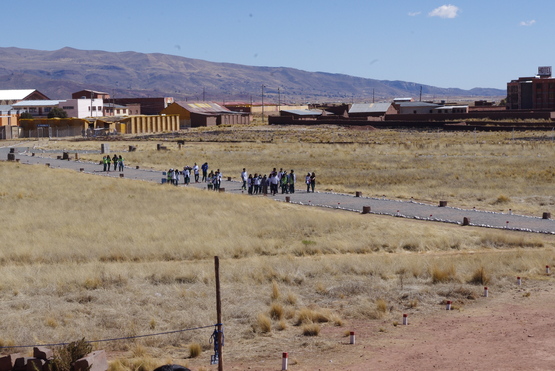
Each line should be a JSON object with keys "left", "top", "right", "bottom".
{"left": 0, "top": 47, "right": 505, "bottom": 103}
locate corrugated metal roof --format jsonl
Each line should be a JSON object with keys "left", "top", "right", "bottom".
{"left": 12, "top": 100, "right": 66, "bottom": 107}
{"left": 349, "top": 103, "right": 391, "bottom": 114}
{"left": 177, "top": 101, "right": 232, "bottom": 114}
{"left": 281, "top": 109, "right": 324, "bottom": 116}
{"left": 0, "top": 105, "right": 16, "bottom": 113}
{"left": 397, "top": 102, "right": 440, "bottom": 107}
{"left": 0, "top": 89, "right": 37, "bottom": 100}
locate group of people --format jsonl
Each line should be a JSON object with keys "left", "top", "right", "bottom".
{"left": 241, "top": 168, "right": 316, "bottom": 196}
{"left": 102, "top": 155, "right": 124, "bottom": 172}
{"left": 157, "top": 162, "right": 316, "bottom": 195}
{"left": 164, "top": 163, "right": 225, "bottom": 191}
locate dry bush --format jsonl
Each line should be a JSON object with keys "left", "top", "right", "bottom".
{"left": 256, "top": 313, "right": 272, "bottom": 333}
{"left": 376, "top": 299, "right": 388, "bottom": 314}
{"left": 430, "top": 264, "right": 458, "bottom": 284}
{"left": 188, "top": 343, "right": 202, "bottom": 358}
{"left": 269, "top": 302, "right": 284, "bottom": 320}
{"left": 51, "top": 338, "right": 92, "bottom": 371}
{"left": 295, "top": 307, "right": 333, "bottom": 326}
{"left": 301, "top": 323, "right": 320, "bottom": 336}
{"left": 468, "top": 266, "right": 490, "bottom": 285}
{"left": 270, "top": 280, "right": 280, "bottom": 301}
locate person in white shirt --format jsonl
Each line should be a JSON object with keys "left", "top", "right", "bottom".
{"left": 241, "top": 168, "right": 248, "bottom": 190}
{"left": 193, "top": 163, "right": 200, "bottom": 183}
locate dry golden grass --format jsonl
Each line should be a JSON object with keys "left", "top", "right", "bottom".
{"left": 37, "top": 127, "right": 555, "bottom": 216}
{"left": 3, "top": 130, "right": 555, "bottom": 366}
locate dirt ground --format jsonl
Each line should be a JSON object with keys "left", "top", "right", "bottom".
{"left": 178, "top": 278, "right": 555, "bottom": 371}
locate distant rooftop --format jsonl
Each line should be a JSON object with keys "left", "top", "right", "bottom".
{"left": 349, "top": 103, "right": 392, "bottom": 114}
{"left": 12, "top": 100, "right": 66, "bottom": 107}
{"left": 0, "top": 89, "right": 38, "bottom": 100}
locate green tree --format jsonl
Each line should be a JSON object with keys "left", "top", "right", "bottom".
{"left": 48, "top": 107, "right": 68, "bottom": 118}
{"left": 19, "top": 111, "right": 33, "bottom": 119}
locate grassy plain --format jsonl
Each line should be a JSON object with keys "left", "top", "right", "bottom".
{"left": 2, "top": 126, "right": 555, "bottom": 370}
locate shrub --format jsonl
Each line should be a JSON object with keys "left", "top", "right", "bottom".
{"left": 270, "top": 280, "right": 280, "bottom": 301}
{"left": 468, "top": 266, "right": 489, "bottom": 285}
{"left": 257, "top": 313, "right": 272, "bottom": 333}
{"left": 301, "top": 323, "right": 320, "bottom": 336}
{"left": 431, "top": 265, "right": 457, "bottom": 283}
{"left": 188, "top": 343, "right": 202, "bottom": 358}
{"left": 51, "top": 338, "right": 92, "bottom": 371}
{"left": 269, "top": 302, "right": 284, "bottom": 320}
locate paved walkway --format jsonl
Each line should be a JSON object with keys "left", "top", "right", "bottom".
{"left": 3, "top": 144, "right": 555, "bottom": 234}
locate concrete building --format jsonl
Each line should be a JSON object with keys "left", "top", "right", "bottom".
{"left": 507, "top": 67, "right": 555, "bottom": 110}
{"left": 13, "top": 99, "right": 104, "bottom": 118}
{"left": 161, "top": 101, "right": 251, "bottom": 128}
{"left": 113, "top": 97, "right": 174, "bottom": 115}
{"left": 72, "top": 89, "right": 110, "bottom": 100}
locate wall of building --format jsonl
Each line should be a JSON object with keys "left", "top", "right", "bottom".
{"left": 61, "top": 99, "right": 103, "bottom": 118}
{"left": 120, "top": 115, "right": 179, "bottom": 134}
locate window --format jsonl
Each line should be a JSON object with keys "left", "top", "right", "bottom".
{"left": 92, "top": 106, "right": 96, "bottom": 111}
{"left": 44, "top": 108, "right": 51, "bottom": 112}
{"left": 62, "top": 106, "right": 74, "bottom": 110}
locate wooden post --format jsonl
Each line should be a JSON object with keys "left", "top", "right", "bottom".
{"left": 214, "top": 256, "right": 223, "bottom": 371}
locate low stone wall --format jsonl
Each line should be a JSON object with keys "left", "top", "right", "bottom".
{"left": 0, "top": 347, "right": 108, "bottom": 371}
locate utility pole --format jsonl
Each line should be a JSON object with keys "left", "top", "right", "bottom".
{"left": 261, "top": 85, "right": 265, "bottom": 123}
{"left": 278, "top": 87, "right": 281, "bottom": 112}
{"left": 214, "top": 256, "right": 223, "bottom": 371}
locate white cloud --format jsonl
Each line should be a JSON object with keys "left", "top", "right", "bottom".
{"left": 429, "top": 4, "right": 460, "bottom": 19}
{"left": 519, "top": 20, "right": 536, "bottom": 26}
{"left": 408, "top": 11, "right": 421, "bottom": 17}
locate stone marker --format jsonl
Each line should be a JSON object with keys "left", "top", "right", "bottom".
{"left": 0, "top": 353, "right": 24, "bottom": 371}
{"left": 362, "top": 206, "right": 371, "bottom": 214}
{"left": 33, "top": 347, "right": 53, "bottom": 360}
{"left": 74, "top": 350, "right": 108, "bottom": 371}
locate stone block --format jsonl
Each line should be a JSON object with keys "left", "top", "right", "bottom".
{"left": 73, "top": 350, "right": 108, "bottom": 371}
{"left": 0, "top": 353, "right": 24, "bottom": 371}
{"left": 13, "top": 357, "right": 34, "bottom": 371}
{"left": 33, "top": 347, "right": 53, "bottom": 360}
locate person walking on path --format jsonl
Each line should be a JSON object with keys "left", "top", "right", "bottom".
{"left": 183, "top": 166, "right": 190, "bottom": 185}
{"left": 241, "top": 168, "right": 248, "bottom": 190}
{"left": 201, "top": 162, "right": 208, "bottom": 182}
{"left": 193, "top": 163, "right": 200, "bottom": 183}
{"left": 310, "top": 172, "right": 316, "bottom": 193}
{"left": 288, "top": 170, "right": 296, "bottom": 194}
{"left": 102, "top": 156, "right": 107, "bottom": 172}
{"left": 305, "top": 172, "right": 311, "bottom": 193}
{"left": 280, "top": 172, "right": 288, "bottom": 194}
{"left": 106, "top": 155, "right": 111, "bottom": 172}
{"left": 118, "top": 155, "right": 124, "bottom": 172}
{"left": 112, "top": 154, "right": 118, "bottom": 171}
{"left": 248, "top": 174, "right": 253, "bottom": 194}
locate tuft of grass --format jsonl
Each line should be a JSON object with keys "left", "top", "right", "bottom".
{"left": 276, "top": 320, "right": 288, "bottom": 331}
{"left": 256, "top": 313, "right": 272, "bottom": 333}
{"left": 376, "top": 298, "right": 388, "bottom": 314}
{"left": 188, "top": 343, "right": 202, "bottom": 358}
{"left": 269, "top": 302, "right": 284, "bottom": 320}
{"left": 271, "top": 280, "right": 280, "bottom": 301}
{"left": 431, "top": 264, "right": 458, "bottom": 283}
{"left": 285, "top": 292, "right": 298, "bottom": 305}
{"left": 492, "top": 195, "right": 511, "bottom": 205}
{"left": 468, "top": 266, "right": 489, "bottom": 285}
{"left": 295, "top": 307, "right": 332, "bottom": 326}
{"left": 301, "top": 323, "right": 320, "bottom": 336}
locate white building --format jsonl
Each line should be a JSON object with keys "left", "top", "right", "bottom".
{"left": 12, "top": 99, "right": 104, "bottom": 118}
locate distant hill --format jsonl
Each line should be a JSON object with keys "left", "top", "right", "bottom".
{"left": 0, "top": 47, "right": 505, "bottom": 103}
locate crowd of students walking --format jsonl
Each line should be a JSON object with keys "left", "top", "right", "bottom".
{"left": 241, "top": 168, "right": 316, "bottom": 195}
{"left": 127, "top": 160, "right": 317, "bottom": 195}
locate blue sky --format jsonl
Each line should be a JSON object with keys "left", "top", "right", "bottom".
{"left": 3, "top": 0, "right": 554, "bottom": 90}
